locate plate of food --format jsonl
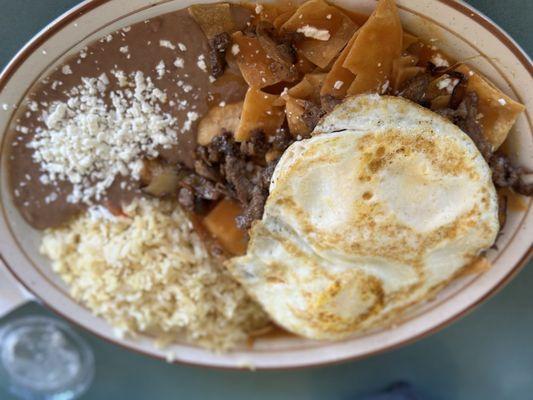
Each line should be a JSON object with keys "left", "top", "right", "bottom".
{"left": 0, "top": 0, "right": 531, "bottom": 369}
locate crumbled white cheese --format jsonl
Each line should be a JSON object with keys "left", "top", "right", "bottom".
{"left": 297, "top": 25, "right": 330, "bottom": 41}
{"left": 498, "top": 98, "right": 507, "bottom": 106}
{"left": 173, "top": 57, "right": 184, "bottom": 68}
{"left": 159, "top": 40, "right": 176, "bottom": 50}
{"left": 333, "top": 80, "right": 344, "bottom": 90}
{"left": 326, "top": 14, "right": 332, "bottom": 19}
{"left": 119, "top": 46, "right": 129, "bottom": 54}
{"left": 255, "top": 4, "right": 263, "bottom": 14}
{"left": 219, "top": 101, "right": 226, "bottom": 107}
{"left": 197, "top": 54, "right": 208, "bottom": 72}
{"left": 431, "top": 54, "right": 449, "bottom": 67}
{"left": 156, "top": 60, "right": 166, "bottom": 78}
{"left": 122, "top": 26, "right": 131, "bottom": 33}
{"left": 177, "top": 42, "right": 187, "bottom": 51}
{"left": 61, "top": 65, "right": 73, "bottom": 75}
{"left": 436, "top": 76, "right": 459, "bottom": 94}
{"left": 183, "top": 111, "right": 199, "bottom": 132}
{"left": 28, "top": 71, "right": 178, "bottom": 204}
{"left": 231, "top": 44, "right": 240, "bottom": 56}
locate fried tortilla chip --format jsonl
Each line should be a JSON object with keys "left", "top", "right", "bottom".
{"left": 189, "top": 3, "right": 235, "bottom": 39}
{"left": 232, "top": 31, "right": 297, "bottom": 88}
{"left": 235, "top": 88, "right": 285, "bottom": 141}
{"left": 455, "top": 64, "right": 525, "bottom": 149}
{"left": 273, "top": 9, "right": 296, "bottom": 30}
{"left": 197, "top": 101, "right": 243, "bottom": 146}
{"left": 288, "top": 72, "right": 326, "bottom": 103}
{"left": 343, "top": 0, "right": 403, "bottom": 95}
{"left": 285, "top": 96, "right": 311, "bottom": 137}
{"left": 281, "top": 0, "right": 357, "bottom": 69}
{"left": 203, "top": 199, "right": 247, "bottom": 255}
{"left": 430, "top": 94, "right": 452, "bottom": 110}
{"left": 320, "top": 31, "right": 359, "bottom": 101}
{"left": 391, "top": 55, "right": 421, "bottom": 92}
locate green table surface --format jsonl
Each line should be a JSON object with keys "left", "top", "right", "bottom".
{"left": 0, "top": 1, "right": 532, "bottom": 399}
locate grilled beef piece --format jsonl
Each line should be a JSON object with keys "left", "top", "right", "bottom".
{"left": 490, "top": 154, "right": 532, "bottom": 196}
{"left": 240, "top": 130, "right": 270, "bottom": 159}
{"left": 208, "top": 32, "right": 231, "bottom": 78}
{"left": 321, "top": 94, "right": 343, "bottom": 113}
{"left": 301, "top": 100, "right": 325, "bottom": 134}
{"left": 179, "top": 130, "right": 294, "bottom": 230}
{"left": 398, "top": 73, "right": 432, "bottom": 106}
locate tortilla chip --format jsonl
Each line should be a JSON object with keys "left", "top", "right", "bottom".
{"left": 273, "top": 9, "right": 296, "bottom": 30}
{"left": 235, "top": 88, "right": 285, "bottom": 141}
{"left": 288, "top": 72, "right": 326, "bottom": 103}
{"left": 232, "top": 31, "right": 297, "bottom": 88}
{"left": 343, "top": 0, "right": 403, "bottom": 95}
{"left": 281, "top": 0, "right": 357, "bottom": 69}
{"left": 455, "top": 64, "right": 525, "bottom": 149}
{"left": 295, "top": 52, "right": 317, "bottom": 75}
{"left": 320, "top": 31, "right": 359, "bottom": 100}
{"left": 189, "top": 3, "right": 235, "bottom": 39}
{"left": 430, "top": 94, "right": 452, "bottom": 110}
{"left": 391, "top": 55, "right": 420, "bottom": 91}
{"left": 197, "top": 101, "right": 243, "bottom": 146}
{"left": 203, "top": 199, "right": 247, "bottom": 255}
{"left": 285, "top": 96, "right": 311, "bottom": 137}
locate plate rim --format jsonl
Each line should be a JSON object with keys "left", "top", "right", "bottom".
{"left": 0, "top": 0, "right": 532, "bottom": 370}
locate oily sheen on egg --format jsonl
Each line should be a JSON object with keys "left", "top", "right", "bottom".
{"left": 226, "top": 94, "right": 500, "bottom": 340}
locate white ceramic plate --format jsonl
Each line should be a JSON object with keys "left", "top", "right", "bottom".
{"left": 0, "top": 0, "right": 531, "bottom": 369}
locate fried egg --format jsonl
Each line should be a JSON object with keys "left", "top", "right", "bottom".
{"left": 226, "top": 94, "right": 499, "bottom": 340}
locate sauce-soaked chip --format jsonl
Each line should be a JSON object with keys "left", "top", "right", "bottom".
{"left": 281, "top": 0, "right": 357, "bottom": 69}
{"left": 343, "top": 0, "right": 403, "bottom": 95}
{"left": 454, "top": 64, "right": 526, "bottom": 149}
{"left": 235, "top": 88, "right": 285, "bottom": 141}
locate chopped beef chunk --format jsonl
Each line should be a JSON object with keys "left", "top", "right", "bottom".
{"left": 223, "top": 154, "right": 254, "bottom": 203}
{"left": 398, "top": 73, "right": 432, "bottom": 105}
{"left": 261, "top": 161, "right": 277, "bottom": 187}
{"left": 193, "top": 158, "right": 220, "bottom": 181}
{"left": 455, "top": 92, "right": 493, "bottom": 161}
{"left": 321, "top": 94, "right": 343, "bottom": 113}
{"left": 490, "top": 154, "right": 532, "bottom": 196}
{"left": 236, "top": 186, "right": 268, "bottom": 230}
{"left": 175, "top": 128, "right": 295, "bottom": 231}
{"left": 270, "top": 128, "right": 294, "bottom": 152}
{"left": 181, "top": 173, "right": 223, "bottom": 201}
{"left": 301, "top": 101, "right": 325, "bottom": 134}
{"left": 208, "top": 32, "right": 231, "bottom": 78}
{"left": 240, "top": 130, "right": 270, "bottom": 159}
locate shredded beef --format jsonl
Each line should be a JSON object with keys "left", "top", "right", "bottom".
{"left": 208, "top": 32, "right": 231, "bottom": 78}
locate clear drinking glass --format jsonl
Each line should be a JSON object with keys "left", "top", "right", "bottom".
{"left": 0, "top": 316, "right": 94, "bottom": 400}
